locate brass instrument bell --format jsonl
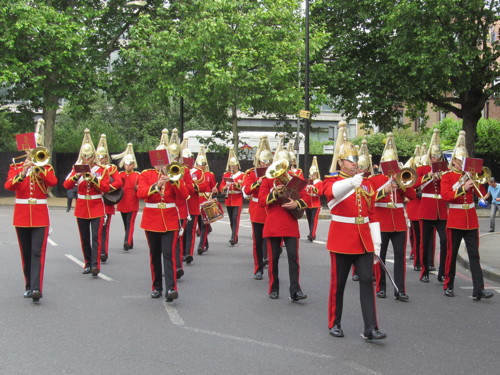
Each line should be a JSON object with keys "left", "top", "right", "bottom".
{"left": 395, "top": 167, "right": 417, "bottom": 188}
{"left": 166, "top": 162, "right": 185, "bottom": 182}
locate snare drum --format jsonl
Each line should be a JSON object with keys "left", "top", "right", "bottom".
{"left": 200, "top": 199, "right": 224, "bottom": 224}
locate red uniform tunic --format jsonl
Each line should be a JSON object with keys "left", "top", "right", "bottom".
{"left": 302, "top": 178, "right": 323, "bottom": 208}
{"left": 369, "top": 174, "right": 415, "bottom": 232}
{"left": 405, "top": 196, "right": 421, "bottom": 222}
{"left": 197, "top": 170, "right": 217, "bottom": 204}
{"left": 242, "top": 168, "right": 268, "bottom": 223}
{"left": 104, "top": 164, "right": 123, "bottom": 215}
{"left": 440, "top": 170, "right": 485, "bottom": 230}
{"left": 188, "top": 167, "right": 202, "bottom": 215}
{"left": 137, "top": 169, "right": 189, "bottom": 232}
{"left": 4, "top": 163, "right": 58, "bottom": 227}
{"left": 175, "top": 168, "right": 195, "bottom": 220}
{"left": 219, "top": 171, "right": 244, "bottom": 207}
{"left": 117, "top": 171, "right": 140, "bottom": 213}
{"left": 63, "top": 164, "right": 110, "bottom": 219}
{"left": 322, "top": 173, "right": 376, "bottom": 254}
{"left": 415, "top": 165, "right": 448, "bottom": 220}
{"left": 258, "top": 175, "right": 307, "bottom": 238}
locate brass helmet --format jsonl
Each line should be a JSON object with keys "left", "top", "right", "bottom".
{"left": 195, "top": 145, "right": 209, "bottom": 170}
{"left": 96, "top": 134, "right": 110, "bottom": 163}
{"left": 112, "top": 143, "right": 137, "bottom": 168}
{"left": 226, "top": 146, "right": 240, "bottom": 171}
{"left": 156, "top": 128, "right": 169, "bottom": 150}
{"left": 404, "top": 144, "right": 421, "bottom": 169}
{"left": 420, "top": 142, "right": 429, "bottom": 166}
{"left": 77, "top": 128, "right": 96, "bottom": 163}
{"left": 426, "top": 128, "right": 443, "bottom": 161}
{"left": 450, "top": 130, "right": 468, "bottom": 168}
{"left": 273, "top": 133, "right": 288, "bottom": 163}
{"left": 287, "top": 141, "right": 297, "bottom": 164}
{"left": 358, "top": 139, "right": 373, "bottom": 174}
{"left": 308, "top": 156, "right": 320, "bottom": 178}
{"left": 35, "top": 119, "right": 45, "bottom": 146}
{"left": 330, "top": 121, "right": 359, "bottom": 173}
{"left": 254, "top": 135, "right": 273, "bottom": 167}
{"left": 380, "top": 132, "right": 399, "bottom": 162}
{"left": 180, "top": 138, "right": 192, "bottom": 159}
{"left": 168, "top": 128, "right": 181, "bottom": 159}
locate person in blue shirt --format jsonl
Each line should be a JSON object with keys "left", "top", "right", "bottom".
{"left": 482, "top": 177, "right": 500, "bottom": 232}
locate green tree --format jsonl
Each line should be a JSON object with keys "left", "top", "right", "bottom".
{"left": 312, "top": 0, "right": 500, "bottom": 156}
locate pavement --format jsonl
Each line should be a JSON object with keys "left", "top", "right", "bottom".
{"left": 1, "top": 196, "right": 499, "bottom": 283}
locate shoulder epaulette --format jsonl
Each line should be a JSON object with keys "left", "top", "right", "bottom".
{"left": 245, "top": 168, "right": 255, "bottom": 174}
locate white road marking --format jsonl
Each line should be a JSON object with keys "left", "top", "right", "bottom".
{"left": 459, "top": 286, "right": 498, "bottom": 290}
{"left": 48, "top": 237, "right": 58, "bottom": 246}
{"left": 163, "top": 302, "right": 185, "bottom": 326}
{"left": 312, "top": 240, "right": 326, "bottom": 244}
{"left": 64, "top": 254, "right": 114, "bottom": 281}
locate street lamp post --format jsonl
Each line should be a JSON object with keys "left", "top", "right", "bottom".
{"left": 304, "top": 0, "right": 310, "bottom": 174}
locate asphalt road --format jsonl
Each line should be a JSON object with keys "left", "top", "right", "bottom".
{"left": 1, "top": 207, "right": 499, "bottom": 375}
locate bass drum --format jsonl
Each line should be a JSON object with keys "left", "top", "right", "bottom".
{"left": 200, "top": 198, "right": 224, "bottom": 224}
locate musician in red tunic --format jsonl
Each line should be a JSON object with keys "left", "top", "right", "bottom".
{"left": 4, "top": 124, "right": 57, "bottom": 302}
{"left": 369, "top": 133, "right": 414, "bottom": 301}
{"left": 303, "top": 156, "right": 322, "bottom": 242}
{"left": 63, "top": 129, "right": 110, "bottom": 277}
{"left": 404, "top": 145, "right": 422, "bottom": 271}
{"left": 137, "top": 160, "right": 189, "bottom": 302}
{"left": 322, "top": 122, "right": 385, "bottom": 340}
{"left": 258, "top": 147, "right": 308, "bottom": 302}
{"left": 96, "top": 134, "right": 123, "bottom": 263}
{"left": 414, "top": 129, "right": 448, "bottom": 283}
{"left": 440, "top": 131, "right": 493, "bottom": 300}
{"left": 242, "top": 136, "right": 272, "bottom": 280}
{"left": 113, "top": 143, "right": 140, "bottom": 251}
{"left": 183, "top": 145, "right": 201, "bottom": 264}
{"left": 220, "top": 147, "right": 244, "bottom": 246}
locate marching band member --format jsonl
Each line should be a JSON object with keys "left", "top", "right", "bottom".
{"left": 137, "top": 145, "right": 189, "bottom": 302}
{"left": 414, "top": 130, "right": 448, "bottom": 283}
{"left": 405, "top": 145, "right": 422, "bottom": 272}
{"left": 219, "top": 146, "right": 244, "bottom": 246}
{"left": 369, "top": 133, "right": 415, "bottom": 301}
{"left": 287, "top": 140, "right": 304, "bottom": 178}
{"left": 194, "top": 146, "right": 218, "bottom": 255}
{"left": 258, "top": 140, "right": 308, "bottom": 301}
{"left": 96, "top": 134, "right": 123, "bottom": 263}
{"left": 112, "top": 143, "right": 140, "bottom": 251}
{"left": 440, "top": 131, "right": 493, "bottom": 300}
{"left": 303, "top": 156, "right": 322, "bottom": 242}
{"left": 242, "top": 136, "right": 272, "bottom": 280}
{"left": 182, "top": 141, "right": 200, "bottom": 265}
{"left": 63, "top": 129, "right": 110, "bottom": 277}
{"left": 4, "top": 120, "right": 57, "bottom": 302}
{"left": 322, "top": 122, "right": 385, "bottom": 340}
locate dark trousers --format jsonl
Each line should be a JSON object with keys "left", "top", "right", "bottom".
{"left": 376, "top": 231, "right": 407, "bottom": 294}
{"left": 410, "top": 220, "right": 421, "bottom": 267}
{"left": 305, "top": 207, "right": 320, "bottom": 240}
{"left": 197, "top": 215, "right": 210, "bottom": 251}
{"left": 251, "top": 222, "right": 267, "bottom": 274}
{"left": 266, "top": 237, "right": 301, "bottom": 297}
{"left": 77, "top": 217, "right": 104, "bottom": 269}
{"left": 420, "top": 219, "right": 447, "bottom": 278}
{"left": 175, "top": 218, "right": 187, "bottom": 269}
{"left": 120, "top": 211, "right": 138, "bottom": 248}
{"left": 145, "top": 230, "right": 178, "bottom": 292}
{"left": 444, "top": 228, "right": 484, "bottom": 295}
{"left": 16, "top": 227, "right": 49, "bottom": 292}
{"left": 184, "top": 215, "right": 199, "bottom": 258}
{"left": 100, "top": 213, "right": 112, "bottom": 258}
{"left": 227, "top": 205, "right": 242, "bottom": 243}
{"left": 328, "top": 252, "right": 378, "bottom": 332}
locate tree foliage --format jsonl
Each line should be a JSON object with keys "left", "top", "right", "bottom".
{"left": 312, "top": 0, "right": 500, "bottom": 155}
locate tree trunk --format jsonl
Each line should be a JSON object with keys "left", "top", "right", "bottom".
{"left": 461, "top": 106, "right": 482, "bottom": 158}
{"left": 231, "top": 104, "right": 238, "bottom": 153}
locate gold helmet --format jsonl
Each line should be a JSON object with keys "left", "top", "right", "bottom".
{"left": 180, "top": 138, "right": 192, "bottom": 159}
{"left": 254, "top": 135, "right": 273, "bottom": 167}
{"left": 156, "top": 128, "right": 169, "bottom": 150}
{"left": 330, "top": 121, "right": 358, "bottom": 173}
{"left": 77, "top": 128, "right": 96, "bottom": 163}
{"left": 427, "top": 128, "right": 443, "bottom": 161}
{"left": 168, "top": 128, "right": 181, "bottom": 159}
{"left": 195, "top": 145, "right": 209, "bottom": 170}
{"left": 273, "top": 133, "right": 290, "bottom": 163}
{"left": 380, "top": 132, "right": 399, "bottom": 162}
{"left": 358, "top": 139, "right": 373, "bottom": 174}
{"left": 35, "top": 119, "right": 45, "bottom": 146}
{"left": 112, "top": 143, "right": 137, "bottom": 168}
{"left": 449, "top": 130, "right": 468, "bottom": 168}
{"left": 96, "top": 134, "right": 110, "bottom": 163}
{"left": 226, "top": 146, "right": 240, "bottom": 171}
{"left": 420, "top": 142, "right": 429, "bottom": 166}
{"left": 308, "top": 156, "right": 320, "bottom": 178}
{"left": 287, "top": 141, "right": 297, "bottom": 164}
{"left": 404, "top": 144, "right": 421, "bottom": 169}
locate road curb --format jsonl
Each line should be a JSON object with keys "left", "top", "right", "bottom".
{"left": 457, "top": 232, "right": 500, "bottom": 284}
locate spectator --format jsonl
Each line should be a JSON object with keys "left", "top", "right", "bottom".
{"left": 66, "top": 184, "right": 78, "bottom": 212}
{"left": 483, "top": 177, "right": 500, "bottom": 232}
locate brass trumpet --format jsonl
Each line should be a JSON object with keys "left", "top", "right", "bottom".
{"left": 395, "top": 167, "right": 417, "bottom": 189}
{"left": 166, "top": 162, "right": 185, "bottom": 182}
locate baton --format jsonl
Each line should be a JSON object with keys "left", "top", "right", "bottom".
{"left": 374, "top": 254, "right": 400, "bottom": 295}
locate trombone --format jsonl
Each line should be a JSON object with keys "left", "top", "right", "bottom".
{"left": 461, "top": 166, "right": 491, "bottom": 199}
{"left": 394, "top": 167, "right": 417, "bottom": 190}
{"left": 12, "top": 147, "right": 51, "bottom": 168}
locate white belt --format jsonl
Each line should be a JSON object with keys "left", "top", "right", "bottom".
{"left": 421, "top": 193, "right": 442, "bottom": 199}
{"left": 227, "top": 191, "right": 241, "bottom": 195}
{"left": 449, "top": 203, "right": 474, "bottom": 210}
{"left": 331, "top": 214, "right": 369, "bottom": 224}
{"left": 77, "top": 194, "right": 102, "bottom": 200}
{"left": 375, "top": 202, "right": 404, "bottom": 208}
{"left": 145, "top": 202, "right": 176, "bottom": 209}
{"left": 252, "top": 197, "right": 259, "bottom": 202}
{"left": 15, "top": 198, "right": 47, "bottom": 205}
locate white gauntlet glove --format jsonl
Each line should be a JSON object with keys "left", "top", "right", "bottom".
{"left": 332, "top": 173, "right": 363, "bottom": 199}
{"left": 350, "top": 173, "right": 363, "bottom": 188}
{"left": 369, "top": 222, "right": 381, "bottom": 262}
